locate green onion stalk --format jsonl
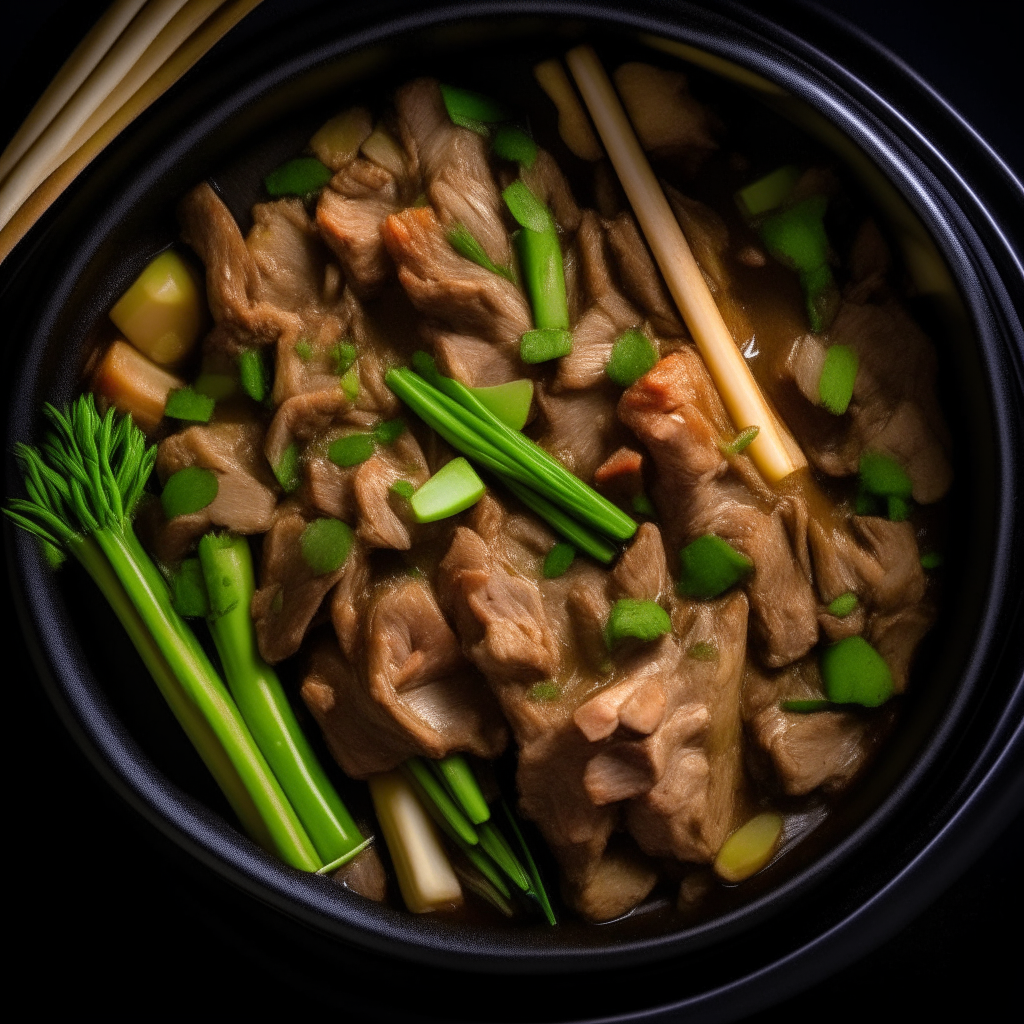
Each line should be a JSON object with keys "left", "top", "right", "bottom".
{"left": 5, "top": 396, "right": 320, "bottom": 870}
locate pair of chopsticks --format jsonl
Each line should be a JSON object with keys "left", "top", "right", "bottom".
{"left": 0, "top": 0, "right": 265, "bottom": 264}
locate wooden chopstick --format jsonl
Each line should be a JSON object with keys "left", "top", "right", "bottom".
{"left": 0, "top": 0, "right": 263, "bottom": 265}
{"left": 565, "top": 44, "right": 806, "bottom": 483}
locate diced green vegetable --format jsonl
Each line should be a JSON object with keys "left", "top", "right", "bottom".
{"left": 340, "top": 367, "right": 359, "bottom": 401}
{"left": 760, "top": 196, "right": 830, "bottom": 273}
{"left": 172, "top": 558, "right": 209, "bottom": 618}
{"left": 528, "top": 681, "right": 561, "bottom": 702}
{"left": 502, "top": 180, "right": 552, "bottom": 233}
{"left": 469, "top": 379, "right": 533, "bottom": 431}
{"left": 606, "top": 328, "right": 658, "bottom": 386}
{"left": 264, "top": 156, "right": 333, "bottom": 197}
{"left": 440, "top": 85, "right": 508, "bottom": 128}
{"left": 543, "top": 541, "right": 575, "bottom": 578}
{"left": 431, "top": 754, "right": 491, "bottom": 825}
{"left": 328, "top": 433, "right": 375, "bottom": 467}
{"left": 920, "top": 552, "right": 944, "bottom": 570}
{"left": 735, "top": 165, "right": 800, "bottom": 219}
{"left": 294, "top": 339, "right": 313, "bottom": 362}
{"left": 714, "top": 812, "right": 784, "bottom": 883}
{"left": 330, "top": 340, "right": 356, "bottom": 376}
{"left": 409, "top": 457, "right": 486, "bottom": 522}
{"left": 781, "top": 699, "right": 833, "bottom": 713}
{"left": 521, "top": 328, "right": 573, "bottom": 363}
{"left": 821, "top": 635, "right": 894, "bottom": 707}
{"left": 514, "top": 200, "right": 570, "bottom": 332}
{"left": 238, "top": 348, "right": 270, "bottom": 403}
{"left": 373, "top": 418, "right": 405, "bottom": 444}
{"left": 447, "top": 223, "right": 511, "bottom": 279}
{"left": 604, "top": 598, "right": 672, "bottom": 649}
{"left": 678, "top": 534, "right": 753, "bottom": 599}
{"left": 390, "top": 480, "right": 416, "bottom": 499}
{"left": 818, "top": 344, "right": 859, "bottom": 415}
{"left": 802, "top": 262, "right": 840, "bottom": 333}
{"left": 632, "top": 493, "right": 656, "bottom": 517}
{"left": 161, "top": 466, "right": 218, "bottom": 519}
{"left": 827, "top": 592, "right": 858, "bottom": 617}
{"left": 300, "top": 518, "right": 353, "bottom": 575}
{"left": 491, "top": 125, "right": 538, "bottom": 167}
{"left": 887, "top": 495, "right": 911, "bottom": 521}
{"left": 720, "top": 426, "right": 760, "bottom": 455}
{"left": 687, "top": 641, "right": 718, "bottom": 661}
{"left": 859, "top": 450, "right": 913, "bottom": 498}
{"left": 164, "top": 386, "right": 215, "bottom": 423}
{"left": 274, "top": 442, "right": 301, "bottom": 494}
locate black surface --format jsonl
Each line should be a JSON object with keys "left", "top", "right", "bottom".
{"left": 3, "top": 0, "right": 1021, "bottom": 1017}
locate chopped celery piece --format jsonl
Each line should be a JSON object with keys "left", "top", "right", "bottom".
{"left": 172, "top": 558, "right": 209, "bottom": 618}
{"left": 632, "top": 493, "right": 656, "bottom": 517}
{"left": 469, "top": 379, "right": 534, "bottom": 430}
{"left": 238, "top": 348, "right": 270, "bottom": 403}
{"left": 714, "top": 813, "right": 783, "bottom": 883}
{"left": 331, "top": 340, "right": 356, "bottom": 375}
{"left": 520, "top": 328, "right": 572, "bottom": 364}
{"left": 920, "top": 552, "right": 944, "bottom": 570}
{"left": 543, "top": 542, "right": 575, "bottom": 578}
{"left": 604, "top": 598, "right": 672, "bottom": 649}
{"left": 781, "top": 699, "right": 833, "bottom": 713}
{"left": 390, "top": 480, "right": 415, "bottom": 499}
{"left": 528, "top": 681, "right": 560, "bottom": 702}
{"left": 736, "top": 165, "right": 800, "bottom": 219}
{"left": 678, "top": 534, "right": 753, "bottom": 599}
{"left": 802, "top": 262, "right": 840, "bottom": 333}
{"left": 887, "top": 495, "right": 911, "bottom": 521}
{"left": 274, "top": 442, "right": 301, "bottom": 494}
{"left": 193, "top": 373, "right": 236, "bottom": 401}
{"left": 340, "top": 367, "right": 359, "bottom": 401}
{"left": 409, "top": 457, "right": 486, "bottom": 523}
{"left": 827, "top": 592, "right": 858, "bottom": 617}
{"left": 264, "top": 156, "right": 332, "bottom": 197}
{"left": 161, "top": 466, "right": 218, "bottom": 519}
{"left": 821, "top": 636, "right": 894, "bottom": 707}
{"left": 759, "top": 196, "right": 830, "bottom": 273}
{"left": 502, "top": 180, "right": 551, "bottom": 233}
{"left": 818, "top": 344, "right": 859, "bottom": 414}
{"left": 294, "top": 339, "right": 313, "bottom": 362}
{"left": 373, "top": 418, "right": 405, "bottom": 444}
{"left": 300, "top": 518, "right": 353, "bottom": 575}
{"left": 491, "top": 125, "right": 538, "bottom": 167}
{"left": 440, "top": 85, "right": 508, "bottom": 125}
{"left": 447, "top": 223, "right": 510, "bottom": 279}
{"left": 720, "top": 426, "right": 760, "bottom": 455}
{"left": 859, "top": 450, "right": 913, "bottom": 498}
{"left": 164, "top": 386, "right": 215, "bottom": 423}
{"left": 687, "top": 641, "right": 718, "bottom": 661}
{"left": 606, "top": 329, "right": 658, "bottom": 386}
{"left": 328, "top": 433, "right": 375, "bottom": 467}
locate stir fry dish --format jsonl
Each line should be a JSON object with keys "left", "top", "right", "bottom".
{"left": 8, "top": 46, "right": 951, "bottom": 925}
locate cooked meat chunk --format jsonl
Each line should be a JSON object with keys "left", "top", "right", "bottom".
{"left": 329, "top": 542, "right": 371, "bottom": 663}
{"left": 265, "top": 389, "right": 349, "bottom": 476}
{"left": 333, "top": 845, "right": 388, "bottom": 901}
{"left": 593, "top": 446, "right": 644, "bottom": 502}
{"left": 610, "top": 522, "right": 671, "bottom": 603}
{"left": 382, "top": 206, "right": 531, "bottom": 350}
{"left": 519, "top": 148, "right": 582, "bottom": 233}
{"left": 533, "top": 386, "right": 626, "bottom": 485}
{"left": 351, "top": 429, "right": 430, "bottom": 550}
{"left": 428, "top": 329, "right": 522, "bottom": 387}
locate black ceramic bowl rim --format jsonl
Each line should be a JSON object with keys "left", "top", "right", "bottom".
{"left": 5, "top": 0, "right": 1023, "bottom": 1004}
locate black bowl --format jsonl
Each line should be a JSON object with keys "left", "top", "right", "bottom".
{"left": 4, "top": 1, "right": 1022, "bottom": 1019}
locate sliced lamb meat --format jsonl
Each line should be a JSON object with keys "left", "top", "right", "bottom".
{"left": 333, "top": 845, "right": 388, "bottom": 901}
{"left": 533, "top": 386, "right": 627, "bottom": 485}
{"left": 867, "top": 603, "right": 934, "bottom": 693}
{"left": 264, "top": 389, "right": 349, "bottom": 477}
{"left": 427, "top": 329, "right": 522, "bottom": 387}
{"left": 153, "top": 420, "right": 278, "bottom": 563}
{"left": 609, "top": 522, "right": 671, "bottom": 603}
{"left": 620, "top": 349, "right": 819, "bottom": 667}
{"left": 613, "top": 63, "right": 718, "bottom": 173}
{"left": 593, "top": 446, "right": 644, "bottom": 504}
{"left": 351, "top": 428, "right": 430, "bottom": 550}
{"left": 381, "top": 206, "right": 531, "bottom": 350}
{"left": 301, "top": 577, "right": 508, "bottom": 778}
{"left": 329, "top": 542, "right": 371, "bottom": 663}
{"left": 251, "top": 506, "right": 351, "bottom": 663}
{"left": 395, "top": 78, "right": 510, "bottom": 268}
{"left": 519, "top": 148, "right": 582, "bottom": 233}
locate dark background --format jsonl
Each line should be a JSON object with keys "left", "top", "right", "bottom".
{"left": 2, "top": 1, "right": 1020, "bottom": 1019}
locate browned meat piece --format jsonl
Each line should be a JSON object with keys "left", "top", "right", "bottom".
{"left": 333, "top": 845, "right": 387, "bottom": 901}
{"left": 251, "top": 506, "right": 351, "bottom": 663}
{"left": 427, "top": 329, "right": 522, "bottom": 387}
{"left": 381, "top": 206, "right": 531, "bottom": 350}
{"left": 329, "top": 542, "right": 371, "bottom": 663}
{"left": 264, "top": 389, "right": 349, "bottom": 476}
{"left": 533, "top": 386, "right": 626, "bottom": 485}
{"left": 351, "top": 429, "right": 430, "bottom": 550}
{"left": 248, "top": 199, "right": 331, "bottom": 315}
{"left": 301, "top": 578, "right": 508, "bottom": 778}
{"left": 743, "top": 659, "right": 883, "bottom": 795}
{"left": 179, "top": 183, "right": 298, "bottom": 349}
{"left": 396, "top": 78, "right": 510, "bottom": 268}
{"left": 867, "top": 603, "right": 934, "bottom": 693}
{"left": 519, "top": 149, "right": 582, "bottom": 233}
{"left": 620, "top": 349, "right": 819, "bottom": 667}
{"left": 593, "top": 445, "right": 644, "bottom": 503}
{"left": 604, "top": 211, "right": 686, "bottom": 338}
{"left": 153, "top": 420, "right": 278, "bottom": 562}
{"left": 610, "top": 522, "right": 671, "bottom": 603}
{"left": 613, "top": 63, "right": 718, "bottom": 172}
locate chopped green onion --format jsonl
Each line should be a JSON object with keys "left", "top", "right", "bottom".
{"left": 410, "top": 457, "right": 486, "bottom": 523}
{"left": 920, "top": 552, "right": 944, "bottom": 570}
{"left": 431, "top": 754, "right": 491, "bottom": 825}
{"left": 678, "top": 534, "right": 753, "bottom": 599}
{"left": 274, "top": 442, "right": 301, "bottom": 494}
{"left": 491, "top": 125, "right": 538, "bottom": 167}
{"left": 512, "top": 186, "right": 570, "bottom": 331}
{"left": 330, "top": 340, "right": 356, "bottom": 376}
{"left": 520, "top": 328, "right": 573, "bottom": 363}
{"left": 478, "top": 821, "right": 531, "bottom": 892}
{"left": 340, "top": 366, "right": 360, "bottom": 401}
{"left": 172, "top": 558, "right": 209, "bottom": 618}
{"left": 827, "top": 592, "right": 858, "bottom": 617}
{"left": 164, "top": 386, "right": 215, "bottom": 423}
{"left": 328, "top": 433, "right": 375, "bottom": 467}
{"left": 720, "top": 426, "right": 760, "bottom": 455}
{"left": 543, "top": 541, "right": 575, "bottom": 578}
{"left": 373, "top": 418, "right": 406, "bottom": 444}
{"left": 687, "top": 641, "right": 718, "bottom": 661}
{"left": 403, "top": 757, "right": 478, "bottom": 846}
{"left": 501, "top": 800, "right": 557, "bottom": 925}
{"left": 238, "top": 348, "right": 270, "bottom": 403}
{"left": 735, "top": 165, "right": 800, "bottom": 219}
{"left": 631, "top": 493, "right": 657, "bottom": 517}
{"left": 818, "top": 344, "right": 859, "bottom": 415}
{"left": 193, "top": 373, "right": 237, "bottom": 401}
{"left": 300, "top": 518, "right": 353, "bottom": 575}
{"left": 264, "top": 156, "right": 332, "bottom": 197}
{"left": 468, "top": 379, "right": 533, "bottom": 431}
{"left": 447, "top": 223, "right": 511, "bottom": 279}
{"left": 760, "top": 196, "right": 830, "bottom": 273}
{"left": 781, "top": 699, "right": 833, "bottom": 713}
{"left": 606, "top": 328, "right": 658, "bottom": 387}
{"left": 604, "top": 598, "right": 672, "bottom": 649}
{"left": 390, "top": 479, "right": 415, "bottom": 499}
{"left": 440, "top": 85, "right": 508, "bottom": 127}
{"left": 294, "top": 339, "right": 313, "bottom": 362}
{"left": 161, "top": 466, "right": 218, "bottom": 519}
{"left": 887, "top": 495, "right": 911, "bottom": 521}
{"left": 821, "top": 636, "right": 894, "bottom": 707}
{"left": 802, "top": 263, "right": 840, "bottom": 333}
{"left": 502, "top": 180, "right": 552, "bottom": 233}
{"left": 859, "top": 450, "right": 913, "bottom": 498}
{"left": 528, "top": 681, "right": 561, "bottom": 702}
